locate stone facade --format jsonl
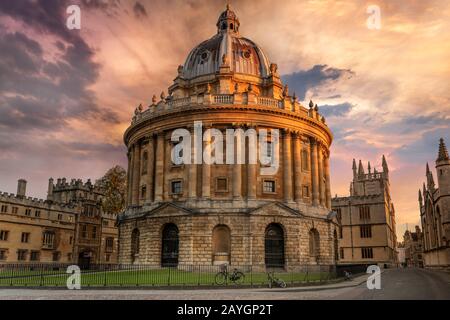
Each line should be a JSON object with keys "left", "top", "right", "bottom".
{"left": 403, "top": 226, "right": 424, "bottom": 267}
{"left": 332, "top": 156, "right": 398, "bottom": 267}
{"left": 0, "top": 178, "right": 118, "bottom": 265}
{"left": 118, "top": 6, "right": 338, "bottom": 270}
{"left": 419, "top": 138, "right": 450, "bottom": 270}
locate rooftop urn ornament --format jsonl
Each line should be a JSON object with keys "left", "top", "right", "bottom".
{"left": 283, "top": 84, "right": 289, "bottom": 97}
{"left": 177, "top": 65, "right": 184, "bottom": 75}
{"left": 138, "top": 103, "right": 143, "bottom": 112}
{"left": 160, "top": 91, "right": 166, "bottom": 101}
{"left": 270, "top": 63, "right": 278, "bottom": 75}
{"left": 309, "top": 100, "right": 314, "bottom": 109}
{"left": 151, "top": 95, "right": 157, "bottom": 105}
{"left": 314, "top": 104, "right": 319, "bottom": 112}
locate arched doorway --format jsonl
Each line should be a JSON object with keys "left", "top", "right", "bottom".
{"left": 265, "top": 223, "right": 285, "bottom": 268}
{"left": 78, "top": 250, "right": 93, "bottom": 269}
{"left": 212, "top": 225, "right": 231, "bottom": 265}
{"left": 161, "top": 224, "right": 179, "bottom": 267}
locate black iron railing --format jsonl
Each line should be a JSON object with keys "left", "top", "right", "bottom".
{"left": 0, "top": 263, "right": 345, "bottom": 288}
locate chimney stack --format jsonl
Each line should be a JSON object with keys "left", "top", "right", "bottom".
{"left": 17, "top": 179, "right": 27, "bottom": 198}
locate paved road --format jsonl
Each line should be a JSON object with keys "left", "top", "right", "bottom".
{"left": 0, "top": 268, "right": 449, "bottom": 300}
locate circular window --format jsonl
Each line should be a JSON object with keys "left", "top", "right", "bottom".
{"left": 199, "top": 51, "right": 210, "bottom": 64}
{"left": 242, "top": 50, "right": 251, "bottom": 59}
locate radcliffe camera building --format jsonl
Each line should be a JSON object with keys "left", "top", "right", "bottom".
{"left": 419, "top": 138, "right": 450, "bottom": 269}
{"left": 118, "top": 6, "right": 339, "bottom": 270}
{"left": 0, "top": 178, "right": 118, "bottom": 265}
{"left": 332, "top": 156, "right": 398, "bottom": 267}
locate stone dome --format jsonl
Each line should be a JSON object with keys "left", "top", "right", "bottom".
{"left": 182, "top": 5, "right": 271, "bottom": 79}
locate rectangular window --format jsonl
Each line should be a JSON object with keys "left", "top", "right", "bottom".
{"left": 171, "top": 180, "right": 183, "bottom": 195}
{"left": 69, "top": 236, "right": 73, "bottom": 245}
{"left": 17, "top": 250, "right": 27, "bottom": 261}
{"left": 141, "top": 185, "right": 147, "bottom": 198}
{"left": 302, "top": 185, "right": 310, "bottom": 197}
{"left": 35, "top": 210, "right": 41, "bottom": 217}
{"left": 30, "top": 251, "right": 40, "bottom": 261}
{"left": 0, "top": 249, "right": 6, "bottom": 260}
{"left": 21, "top": 232, "right": 30, "bottom": 243}
{"left": 92, "top": 226, "right": 97, "bottom": 239}
{"left": 0, "top": 205, "right": 8, "bottom": 213}
{"left": 335, "top": 208, "right": 342, "bottom": 221}
{"left": 25, "top": 209, "right": 31, "bottom": 216}
{"left": 102, "top": 220, "right": 109, "bottom": 227}
{"left": 105, "top": 254, "right": 111, "bottom": 262}
{"left": 12, "top": 207, "right": 18, "bottom": 214}
{"left": 42, "top": 231, "right": 55, "bottom": 249}
{"left": 359, "top": 206, "right": 371, "bottom": 220}
{"left": 266, "top": 141, "right": 273, "bottom": 158}
{"left": 216, "top": 178, "right": 228, "bottom": 192}
{"left": 57, "top": 214, "right": 63, "bottom": 221}
{"left": 52, "top": 251, "right": 61, "bottom": 262}
{"left": 339, "top": 226, "right": 343, "bottom": 239}
{"left": 0, "top": 230, "right": 9, "bottom": 241}
{"left": 302, "top": 149, "right": 309, "bottom": 171}
{"left": 361, "top": 247, "right": 373, "bottom": 259}
{"left": 263, "top": 180, "right": 276, "bottom": 193}
{"left": 81, "top": 225, "right": 87, "bottom": 238}
{"left": 340, "top": 248, "right": 344, "bottom": 259}
{"left": 106, "top": 237, "right": 114, "bottom": 253}
{"left": 360, "top": 225, "right": 372, "bottom": 238}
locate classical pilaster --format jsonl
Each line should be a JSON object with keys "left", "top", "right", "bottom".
{"left": 310, "top": 138, "right": 320, "bottom": 206}
{"left": 154, "top": 132, "right": 165, "bottom": 201}
{"left": 233, "top": 126, "right": 242, "bottom": 199}
{"left": 293, "top": 132, "right": 303, "bottom": 202}
{"left": 131, "top": 142, "right": 141, "bottom": 206}
{"left": 188, "top": 128, "right": 198, "bottom": 200}
{"left": 283, "top": 130, "right": 293, "bottom": 202}
{"left": 318, "top": 143, "right": 326, "bottom": 206}
{"left": 146, "top": 136, "right": 155, "bottom": 202}
{"left": 324, "top": 152, "right": 331, "bottom": 209}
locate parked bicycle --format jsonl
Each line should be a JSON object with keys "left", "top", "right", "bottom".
{"left": 215, "top": 265, "right": 245, "bottom": 285}
{"left": 343, "top": 270, "right": 353, "bottom": 281}
{"left": 267, "top": 271, "right": 286, "bottom": 288}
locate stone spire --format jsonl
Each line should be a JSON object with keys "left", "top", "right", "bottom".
{"left": 382, "top": 155, "right": 389, "bottom": 173}
{"left": 358, "top": 160, "right": 365, "bottom": 175}
{"left": 368, "top": 161, "right": 372, "bottom": 174}
{"left": 426, "top": 163, "right": 435, "bottom": 189}
{"left": 437, "top": 138, "right": 449, "bottom": 162}
{"left": 352, "top": 159, "right": 357, "bottom": 179}
{"left": 418, "top": 189, "right": 423, "bottom": 207}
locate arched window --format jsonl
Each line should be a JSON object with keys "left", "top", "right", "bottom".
{"left": 302, "top": 149, "right": 309, "bottom": 170}
{"left": 221, "top": 22, "right": 227, "bottom": 30}
{"left": 161, "top": 224, "right": 179, "bottom": 267}
{"left": 142, "top": 151, "right": 148, "bottom": 175}
{"left": 212, "top": 225, "right": 231, "bottom": 265}
{"left": 230, "top": 23, "right": 234, "bottom": 30}
{"left": 265, "top": 223, "right": 285, "bottom": 268}
{"left": 131, "top": 228, "right": 140, "bottom": 262}
{"left": 309, "top": 228, "right": 320, "bottom": 260}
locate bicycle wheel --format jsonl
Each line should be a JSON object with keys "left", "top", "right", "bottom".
{"left": 232, "top": 272, "right": 245, "bottom": 285}
{"left": 215, "top": 272, "right": 226, "bottom": 285}
{"left": 278, "top": 279, "right": 286, "bottom": 288}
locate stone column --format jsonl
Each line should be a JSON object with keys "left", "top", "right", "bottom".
{"left": 318, "top": 143, "right": 326, "bottom": 206}
{"left": 310, "top": 138, "right": 320, "bottom": 206}
{"left": 324, "top": 152, "right": 331, "bottom": 209}
{"left": 188, "top": 129, "right": 198, "bottom": 200}
{"left": 126, "top": 148, "right": 133, "bottom": 206}
{"left": 202, "top": 128, "right": 211, "bottom": 199}
{"left": 146, "top": 136, "right": 155, "bottom": 203}
{"left": 154, "top": 132, "right": 165, "bottom": 201}
{"left": 233, "top": 126, "right": 242, "bottom": 199}
{"left": 283, "top": 130, "right": 293, "bottom": 202}
{"left": 131, "top": 142, "right": 141, "bottom": 206}
{"left": 247, "top": 127, "right": 257, "bottom": 199}
{"left": 293, "top": 133, "right": 303, "bottom": 202}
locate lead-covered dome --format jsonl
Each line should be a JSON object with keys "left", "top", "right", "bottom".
{"left": 182, "top": 5, "right": 271, "bottom": 79}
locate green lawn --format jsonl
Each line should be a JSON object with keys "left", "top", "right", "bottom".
{"left": 0, "top": 267, "right": 335, "bottom": 287}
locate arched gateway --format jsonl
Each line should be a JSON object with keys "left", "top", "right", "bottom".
{"left": 117, "top": 5, "right": 338, "bottom": 270}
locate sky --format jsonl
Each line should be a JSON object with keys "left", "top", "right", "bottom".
{"left": 0, "top": 0, "right": 449, "bottom": 238}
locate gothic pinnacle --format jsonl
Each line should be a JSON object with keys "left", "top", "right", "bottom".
{"left": 437, "top": 137, "right": 449, "bottom": 161}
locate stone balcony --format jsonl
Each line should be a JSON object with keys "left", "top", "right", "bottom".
{"left": 130, "top": 93, "right": 326, "bottom": 126}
